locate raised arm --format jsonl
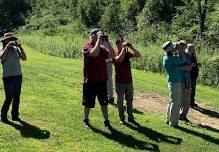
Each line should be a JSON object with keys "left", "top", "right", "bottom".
{"left": 114, "top": 47, "right": 126, "bottom": 63}
{"left": 0, "top": 42, "right": 14, "bottom": 63}
{"left": 89, "top": 35, "right": 102, "bottom": 57}
{"left": 129, "top": 45, "right": 141, "bottom": 58}
{"left": 17, "top": 42, "right": 27, "bottom": 61}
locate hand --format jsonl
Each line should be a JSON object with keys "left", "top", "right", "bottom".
{"left": 122, "top": 42, "right": 129, "bottom": 48}
{"left": 16, "top": 41, "right": 22, "bottom": 47}
{"left": 6, "top": 41, "right": 15, "bottom": 48}
{"left": 185, "top": 65, "right": 192, "bottom": 71}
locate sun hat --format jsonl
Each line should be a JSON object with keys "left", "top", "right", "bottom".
{"left": 162, "top": 41, "right": 177, "bottom": 52}
{"left": 178, "top": 40, "right": 187, "bottom": 45}
{"left": 1, "top": 32, "right": 17, "bottom": 42}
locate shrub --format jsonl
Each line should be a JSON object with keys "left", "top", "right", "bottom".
{"left": 199, "top": 56, "right": 219, "bottom": 87}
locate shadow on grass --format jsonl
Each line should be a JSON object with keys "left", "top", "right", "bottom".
{"left": 198, "top": 124, "right": 219, "bottom": 133}
{"left": 89, "top": 125, "right": 160, "bottom": 152}
{"left": 7, "top": 120, "right": 50, "bottom": 139}
{"left": 110, "top": 102, "right": 144, "bottom": 115}
{"left": 124, "top": 123, "right": 182, "bottom": 144}
{"left": 177, "top": 126, "right": 219, "bottom": 145}
{"left": 194, "top": 106, "right": 219, "bottom": 119}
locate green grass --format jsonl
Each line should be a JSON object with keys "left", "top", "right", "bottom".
{"left": 0, "top": 46, "right": 219, "bottom": 152}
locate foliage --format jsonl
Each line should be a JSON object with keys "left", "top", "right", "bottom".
{"left": 199, "top": 56, "right": 219, "bottom": 87}
{"left": 0, "top": 0, "right": 31, "bottom": 34}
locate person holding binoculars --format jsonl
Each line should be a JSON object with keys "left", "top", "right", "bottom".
{"left": 113, "top": 38, "right": 141, "bottom": 125}
{"left": 162, "top": 41, "right": 185, "bottom": 128}
{"left": 82, "top": 28, "right": 115, "bottom": 129}
{"left": 0, "top": 32, "right": 27, "bottom": 123}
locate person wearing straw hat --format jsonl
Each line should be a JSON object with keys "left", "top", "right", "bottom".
{"left": 0, "top": 32, "right": 26, "bottom": 123}
{"left": 162, "top": 41, "right": 183, "bottom": 128}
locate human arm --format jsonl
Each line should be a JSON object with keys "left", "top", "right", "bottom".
{"left": 88, "top": 35, "right": 102, "bottom": 57}
{"left": 17, "top": 42, "right": 27, "bottom": 61}
{"left": 128, "top": 45, "right": 141, "bottom": 58}
{"left": 114, "top": 47, "right": 126, "bottom": 63}
{"left": 0, "top": 42, "right": 14, "bottom": 62}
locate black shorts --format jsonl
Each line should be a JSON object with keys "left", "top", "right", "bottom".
{"left": 82, "top": 82, "right": 108, "bottom": 108}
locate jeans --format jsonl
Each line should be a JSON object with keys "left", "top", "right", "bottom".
{"left": 167, "top": 83, "right": 182, "bottom": 126}
{"left": 180, "top": 82, "right": 191, "bottom": 118}
{"left": 190, "top": 77, "right": 197, "bottom": 105}
{"left": 116, "top": 82, "right": 134, "bottom": 120}
{"left": 1, "top": 75, "right": 22, "bottom": 118}
{"left": 106, "top": 61, "right": 113, "bottom": 99}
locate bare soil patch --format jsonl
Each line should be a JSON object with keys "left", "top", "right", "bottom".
{"left": 133, "top": 90, "right": 219, "bottom": 131}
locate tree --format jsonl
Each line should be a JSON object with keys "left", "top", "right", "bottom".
{"left": 100, "top": 0, "right": 123, "bottom": 35}
{"left": 0, "top": 0, "right": 31, "bottom": 34}
{"left": 197, "top": 0, "right": 208, "bottom": 34}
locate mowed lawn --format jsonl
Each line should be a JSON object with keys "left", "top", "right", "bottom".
{"left": 0, "top": 46, "right": 218, "bottom": 152}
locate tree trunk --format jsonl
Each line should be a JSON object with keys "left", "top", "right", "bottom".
{"left": 197, "top": 0, "right": 209, "bottom": 34}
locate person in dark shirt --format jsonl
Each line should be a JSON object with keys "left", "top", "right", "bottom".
{"left": 186, "top": 43, "right": 199, "bottom": 108}
{"left": 82, "top": 28, "right": 115, "bottom": 129}
{"left": 113, "top": 38, "right": 141, "bottom": 124}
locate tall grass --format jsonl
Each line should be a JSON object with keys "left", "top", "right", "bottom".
{"left": 17, "top": 23, "right": 219, "bottom": 87}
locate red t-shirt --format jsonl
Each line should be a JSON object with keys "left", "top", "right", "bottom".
{"left": 83, "top": 42, "right": 109, "bottom": 83}
{"left": 114, "top": 51, "right": 133, "bottom": 84}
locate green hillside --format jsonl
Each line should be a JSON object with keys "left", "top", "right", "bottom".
{"left": 0, "top": 46, "right": 218, "bottom": 152}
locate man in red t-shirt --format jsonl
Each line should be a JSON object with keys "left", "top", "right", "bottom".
{"left": 113, "top": 38, "right": 141, "bottom": 124}
{"left": 82, "top": 28, "right": 115, "bottom": 129}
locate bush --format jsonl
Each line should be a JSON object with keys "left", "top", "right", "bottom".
{"left": 199, "top": 56, "right": 219, "bottom": 88}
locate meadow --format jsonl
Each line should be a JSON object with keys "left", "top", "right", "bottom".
{"left": 0, "top": 45, "right": 218, "bottom": 152}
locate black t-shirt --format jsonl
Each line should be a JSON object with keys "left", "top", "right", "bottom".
{"left": 191, "top": 56, "right": 199, "bottom": 78}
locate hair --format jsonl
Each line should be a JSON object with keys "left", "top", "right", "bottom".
{"left": 187, "top": 43, "right": 196, "bottom": 58}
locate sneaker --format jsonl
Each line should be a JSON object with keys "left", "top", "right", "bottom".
{"left": 108, "top": 98, "right": 114, "bottom": 104}
{"left": 190, "top": 103, "right": 198, "bottom": 108}
{"left": 1, "top": 117, "right": 9, "bottom": 124}
{"left": 169, "top": 124, "right": 179, "bottom": 128}
{"left": 180, "top": 117, "right": 190, "bottom": 123}
{"left": 12, "top": 117, "right": 21, "bottom": 122}
{"left": 119, "top": 118, "right": 125, "bottom": 124}
{"left": 104, "top": 120, "right": 112, "bottom": 129}
{"left": 128, "top": 118, "right": 139, "bottom": 126}
{"left": 83, "top": 119, "right": 90, "bottom": 128}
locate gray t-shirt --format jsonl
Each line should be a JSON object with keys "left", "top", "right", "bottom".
{"left": 0, "top": 47, "right": 22, "bottom": 77}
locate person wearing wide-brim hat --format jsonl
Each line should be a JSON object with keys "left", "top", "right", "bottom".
{"left": 0, "top": 32, "right": 27, "bottom": 123}
{"left": 162, "top": 41, "right": 184, "bottom": 128}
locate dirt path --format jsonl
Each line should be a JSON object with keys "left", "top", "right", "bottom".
{"left": 133, "top": 90, "right": 219, "bottom": 131}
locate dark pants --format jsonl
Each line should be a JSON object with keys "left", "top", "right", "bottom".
{"left": 1, "top": 75, "right": 22, "bottom": 119}
{"left": 190, "top": 77, "right": 197, "bottom": 105}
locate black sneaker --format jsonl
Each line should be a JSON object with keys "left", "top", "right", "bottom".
{"left": 83, "top": 119, "right": 90, "bottom": 128}
{"left": 119, "top": 118, "right": 125, "bottom": 124}
{"left": 128, "top": 118, "right": 139, "bottom": 126}
{"left": 12, "top": 117, "right": 21, "bottom": 122}
{"left": 108, "top": 98, "right": 114, "bottom": 104}
{"left": 104, "top": 120, "right": 112, "bottom": 129}
{"left": 1, "top": 117, "right": 9, "bottom": 124}
{"left": 180, "top": 116, "right": 190, "bottom": 123}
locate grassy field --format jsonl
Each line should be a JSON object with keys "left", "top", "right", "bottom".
{"left": 0, "top": 45, "right": 218, "bottom": 152}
